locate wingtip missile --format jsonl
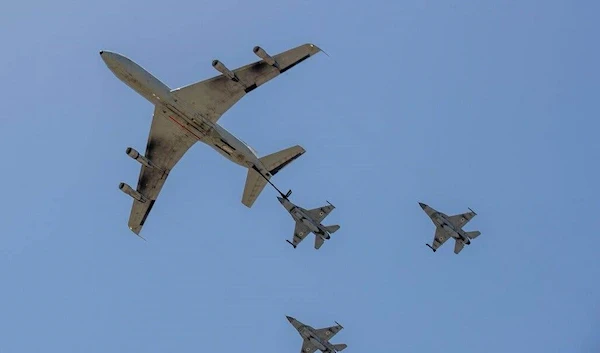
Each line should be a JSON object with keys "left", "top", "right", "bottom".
{"left": 326, "top": 200, "right": 335, "bottom": 207}
{"left": 286, "top": 240, "right": 297, "bottom": 248}
{"left": 334, "top": 321, "right": 344, "bottom": 329}
{"left": 468, "top": 207, "right": 477, "bottom": 215}
{"left": 425, "top": 243, "right": 436, "bottom": 252}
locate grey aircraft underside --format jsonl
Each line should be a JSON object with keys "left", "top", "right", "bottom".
{"left": 99, "top": 43, "right": 323, "bottom": 236}
{"left": 419, "top": 202, "right": 481, "bottom": 254}
{"left": 287, "top": 316, "right": 347, "bottom": 353}
{"left": 276, "top": 191, "right": 340, "bottom": 249}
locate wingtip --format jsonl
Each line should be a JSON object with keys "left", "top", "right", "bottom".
{"left": 308, "top": 43, "right": 329, "bottom": 57}
{"left": 129, "top": 226, "right": 147, "bottom": 241}
{"left": 135, "top": 233, "right": 147, "bottom": 241}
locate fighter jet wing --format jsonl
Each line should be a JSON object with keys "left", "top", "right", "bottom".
{"left": 447, "top": 210, "right": 477, "bottom": 229}
{"left": 431, "top": 227, "right": 451, "bottom": 251}
{"left": 171, "top": 43, "right": 322, "bottom": 124}
{"left": 315, "top": 323, "right": 344, "bottom": 341}
{"left": 301, "top": 339, "right": 318, "bottom": 353}
{"left": 290, "top": 222, "right": 311, "bottom": 247}
{"left": 126, "top": 107, "right": 198, "bottom": 234}
{"left": 306, "top": 204, "right": 335, "bottom": 224}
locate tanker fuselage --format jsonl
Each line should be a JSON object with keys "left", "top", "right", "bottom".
{"left": 99, "top": 51, "right": 268, "bottom": 174}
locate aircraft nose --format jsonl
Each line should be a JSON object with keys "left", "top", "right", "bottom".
{"left": 286, "top": 315, "right": 295, "bottom": 323}
{"left": 99, "top": 50, "right": 114, "bottom": 65}
{"left": 277, "top": 197, "right": 284, "bottom": 204}
{"left": 419, "top": 202, "right": 427, "bottom": 209}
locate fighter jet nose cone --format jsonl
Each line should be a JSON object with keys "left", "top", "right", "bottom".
{"left": 99, "top": 50, "right": 104, "bottom": 55}
{"left": 419, "top": 202, "right": 427, "bottom": 209}
{"left": 277, "top": 197, "right": 284, "bottom": 203}
{"left": 286, "top": 316, "right": 294, "bottom": 322}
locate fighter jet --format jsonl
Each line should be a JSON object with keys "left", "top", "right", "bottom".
{"left": 277, "top": 191, "right": 340, "bottom": 249}
{"left": 419, "top": 202, "right": 481, "bottom": 254}
{"left": 99, "top": 43, "right": 323, "bottom": 235}
{"left": 286, "top": 316, "right": 347, "bottom": 353}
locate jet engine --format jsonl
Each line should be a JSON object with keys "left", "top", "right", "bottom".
{"left": 119, "top": 182, "right": 147, "bottom": 203}
{"left": 212, "top": 60, "right": 238, "bottom": 81}
{"left": 126, "top": 147, "right": 156, "bottom": 169}
{"left": 253, "top": 46, "right": 278, "bottom": 68}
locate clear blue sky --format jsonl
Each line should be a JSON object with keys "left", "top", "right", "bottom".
{"left": 1, "top": 1, "right": 598, "bottom": 352}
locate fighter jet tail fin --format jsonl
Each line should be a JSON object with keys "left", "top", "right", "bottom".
{"left": 333, "top": 344, "right": 347, "bottom": 352}
{"left": 325, "top": 225, "right": 340, "bottom": 234}
{"left": 466, "top": 230, "right": 481, "bottom": 239}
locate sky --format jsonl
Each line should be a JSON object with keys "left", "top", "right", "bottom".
{"left": 0, "top": 0, "right": 599, "bottom": 352}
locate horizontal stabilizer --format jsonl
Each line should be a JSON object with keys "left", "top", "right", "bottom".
{"left": 315, "top": 236, "right": 325, "bottom": 250}
{"left": 259, "top": 145, "right": 305, "bottom": 176}
{"left": 333, "top": 344, "right": 347, "bottom": 352}
{"left": 466, "top": 230, "right": 481, "bottom": 239}
{"left": 241, "top": 145, "right": 305, "bottom": 207}
{"left": 325, "top": 225, "right": 340, "bottom": 234}
{"left": 454, "top": 239, "right": 465, "bottom": 254}
{"left": 242, "top": 168, "right": 268, "bottom": 208}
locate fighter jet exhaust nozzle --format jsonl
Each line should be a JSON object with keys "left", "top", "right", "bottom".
{"left": 253, "top": 46, "right": 278, "bottom": 67}
{"left": 119, "top": 182, "right": 148, "bottom": 203}
{"left": 212, "top": 60, "right": 238, "bottom": 81}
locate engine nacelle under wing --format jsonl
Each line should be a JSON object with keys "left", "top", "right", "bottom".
{"left": 212, "top": 60, "right": 239, "bottom": 82}
{"left": 126, "top": 147, "right": 157, "bottom": 169}
{"left": 119, "top": 182, "right": 148, "bottom": 203}
{"left": 253, "top": 46, "right": 279, "bottom": 68}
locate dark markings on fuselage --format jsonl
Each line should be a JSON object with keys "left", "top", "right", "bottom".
{"left": 219, "top": 139, "right": 236, "bottom": 150}
{"left": 216, "top": 145, "right": 231, "bottom": 156}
